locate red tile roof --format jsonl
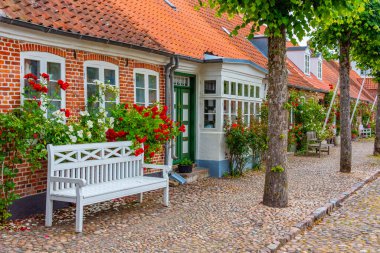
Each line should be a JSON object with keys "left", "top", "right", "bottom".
{"left": 0, "top": 0, "right": 267, "bottom": 69}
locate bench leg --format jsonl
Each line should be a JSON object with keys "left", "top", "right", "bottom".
{"left": 138, "top": 193, "right": 143, "bottom": 203}
{"left": 75, "top": 201, "right": 84, "bottom": 233}
{"left": 163, "top": 186, "right": 169, "bottom": 207}
{"left": 45, "top": 197, "right": 53, "bottom": 227}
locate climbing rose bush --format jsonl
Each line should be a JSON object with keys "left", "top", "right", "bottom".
{"left": 110, "top": 104, "right": 185, "bottom": 160}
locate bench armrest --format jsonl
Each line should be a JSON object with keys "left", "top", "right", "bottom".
{"left": 142, "top": 163, "right": 171, "bottom": 173}
{"left": 50, "top": 177, "right": 87, "bottom": 187}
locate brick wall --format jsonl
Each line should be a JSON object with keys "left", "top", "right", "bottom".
{"left": 0, "top": 36, "right": 167, "bottom": 198}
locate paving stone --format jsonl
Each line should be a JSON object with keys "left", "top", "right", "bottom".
{"left": 0, "top": 141, "right": 379, "bottom": 252}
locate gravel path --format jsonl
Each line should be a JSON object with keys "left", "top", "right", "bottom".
{"left": 280, "top": 177, "right": 380, "bottom": 253}
{"left": 1, "top": 141, "right": 379, "bottom": 252}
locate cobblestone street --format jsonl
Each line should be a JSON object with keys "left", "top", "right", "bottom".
{"left": 280, "top": 177, "right": 380, "bottom": 253}
{"left": 0, "top": 142, "right": 379, "bottom": 252}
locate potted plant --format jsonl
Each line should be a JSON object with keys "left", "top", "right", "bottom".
{"left": 352, "top": 129, "right": 359, "bottom": 140}
{"left": 178, "top": 158, "right": 193, "bottom": 173}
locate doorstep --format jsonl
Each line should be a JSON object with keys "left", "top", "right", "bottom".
{"left": 178, "top": 167, "right": 210, "bottom": 183}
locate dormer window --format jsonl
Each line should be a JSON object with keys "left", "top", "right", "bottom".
{"left": 317, "top": 60, "right": 322, "bottom": 79}
{"left": 304, "top": 54, "right": 310, "bottom": 75}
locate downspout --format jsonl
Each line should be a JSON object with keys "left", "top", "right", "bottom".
{"left": 170, "top": 56, "right": 180, "bottom": 160}
{"left": 350, "top": 75, "right": 366, "bottom": 124}
{"left": 164, "top": 57, "right": 175, "bottom": 165}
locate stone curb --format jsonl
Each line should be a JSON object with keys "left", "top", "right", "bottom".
{"left": 259, "top": 170, "right": 380, "bottom": 253}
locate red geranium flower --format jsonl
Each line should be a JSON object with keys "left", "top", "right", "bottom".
{"left": 134, "top": 148, "right": 144, "bottom": 157}
{"left": 124, "top": 104, "right": 129, "bottom": 109}
{"left": 136, "top": 135, "right": 147, "bottom": 143}
{"left": 231, "top": 123, "right": 238, "bottom": 129}
{"left": 144, "top": 112, "right": 150, "bottom": 117}
{"left": 117, "top": 130, "right": 127, "bottom": 138}
{"left": 152, "top": 106, "right": 158, "bottom": 113}
{"left": 119, "top": 117, "right": 123, "bottom": 121}
{"left": 60, "top": 108, "right": 70, "bottom": 117}
{"left": 33, "top": 133, "right": 39, "bottom": 139}
{"left": 106, "top": 129, "right": 118, "bottom": 142}
{"left": 41, "top": 73, "right": 50, "bottom": 80}
{"left": 58, "top": 80, "right": 69, "bottom": 91}
{"left": 179, "top": 125, "right": 186, "bottom": 133}
{"left": 149, "top": 152, "right": 155, "bottom": 158}
{"left": 24, "top": 73, "right": 37, "bottom": 81}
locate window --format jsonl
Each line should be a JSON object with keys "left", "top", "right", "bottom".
{"left": 231, "top": 82, "right": 237, "bottom": 95}
{"left": 85, "top": 61, "right": 119, "bottom": 113}
{"left": 21, "top": 52, "right": 66, "bottom": 117}
{"left": 238, "top": 83, "right": 243, "bottom": 96}
{"left": 255, "top": 86, "right": 260, "bottom": 98}
{"left": 224, "top": 81, "right": 229, "bottom": 95}
{"left": 250, "top": 85, "right": 255, "bottom": 98}
{"left": 317, "top": 60, "right": 322, "bottom": 79}
{"left": 133, "top": 69, "right": 159, "bottom": 106}
{"left": 204, "top": 99, "right": 216, "bottom": 128}
{"left": 204, "top": 80, "right": 216, "bottom": 94}
{"left": 304, "top": 54, "right": 310, "bottom": 75}
{"left": 244, "top": 84, "right": 249, "bottom": 97}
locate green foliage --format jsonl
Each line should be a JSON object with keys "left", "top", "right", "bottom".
{"left": 178, "top": 158, "right": 193, "bottom": 166}
{"left": 224, "top": 116, "right": 251, "bottom": 177}
{"left": 248, "top": 116, "right": 268, "bottom": 168}
{"left": 110, "top": 104, "right": 183, "bottom": 161}
{"left": 271, "top": 165, "right": 284, "bottom": 173}
{"left": 198, "top": 0, "right": 356, "bottom": 42}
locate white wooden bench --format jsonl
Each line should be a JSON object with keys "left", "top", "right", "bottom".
{"left": 45, "top": 141, "right": 170, "bottom": 232}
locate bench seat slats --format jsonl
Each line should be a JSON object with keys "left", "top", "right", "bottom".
{"left": 51, "top": 176, "right": 166, "bottom": 199}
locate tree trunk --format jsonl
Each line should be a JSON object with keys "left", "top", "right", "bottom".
{"left": 374, "top": 84, "right": 380, "bottom": 155}
{"left": 339, "top": 39, "right": 352, "bottom": 173}
{"left": 263, "top": 26, "right": 288, "bottom": 208}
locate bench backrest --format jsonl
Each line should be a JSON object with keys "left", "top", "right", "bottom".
{"left": 306, "top": 131, "right": 317, "bottom": 142}
{"left": 47, "top": 141, "right": 144, "bottom": 191}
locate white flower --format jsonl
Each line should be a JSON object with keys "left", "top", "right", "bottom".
{"left": 51, "top": 110, "right": 65, "bottom": 123}
{"left": 98, "top": 118, "right": 104, "bottom": 125}
{"left": 77, "top": 130, "right": 83, "bottom": 138}
{"left": 99, "top": 107, "right": 105, "bottom": 113}
{"left": 79, "top": 111, "right": 90, "bottom": 117}
{"left": 86, "top": 132, "right": 92, "bottom": 139}
{"left": 69, "top": 135, "right": 77, "bottom": 143}
{"left": 86, "top": 120, "right": 94, "bottom": 129}
{"left": 109, "top": 117, "right": 114, "bottom": 124}
{"left": 68, "top": 125, "right": 74, "bottom": 132}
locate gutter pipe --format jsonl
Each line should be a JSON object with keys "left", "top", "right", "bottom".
{"left": 323, "top": 78, "right": 340, "bottom": 131}
{"left": 164, "top": 57, "right": 175, "bottom": 166}
{"left": 170, "top": 57, "right": 179, "bottom": 160}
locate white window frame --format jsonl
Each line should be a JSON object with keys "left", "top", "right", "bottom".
{"left": 133, "top": 68, "right": 160, "bottom": 106}
{"left": 84, "top": 61, "right": 119, "bottom": 110}
{"left": 222, "top": 79, "right": 263, "bottom": 126}
{"left": 304, "top": 54, "right": 310, "bottom": 75}
{"left": 20, "top": 52, "right": 66, "bottom": 117}
{"left": 317, "top": 60, "right": 322, "bottom": 79}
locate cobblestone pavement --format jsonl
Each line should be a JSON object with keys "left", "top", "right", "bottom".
{"left": 0, "top": 142, "right": 379, "bottom": 252}
{"left": 280, "top": 177, "right": 380, "bottom": 253}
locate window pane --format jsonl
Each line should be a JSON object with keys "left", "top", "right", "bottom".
{"left": 250, "top": 86, "right": 255, "bottom": 97}
{"left": 244, "top": 84, "right": 249, "bottom": 97}
{"left": 223, "top": 100, "right": 229, "bottom": 114}
{"left": 204, "top": 99, "right": 216, "bottom": 113}
{"left": 87, "top": 84, "right": 99, "bottom": 110}
{"left": 148, "top": 75, "right": 157, "bottom": 89}
{"left": 105, "top": 89, "right": 116, "bottom": 102}
{"left": 204, "top": 80, "right": 216, "bottom": 94}
{"left": 136, "top": 73, "right": 144, "bottom": 88}
{"left": 250, "top": 103, "right": 254, "bottom": 116}
{"left": 238, "top": 101, "right": 242, "bottom": 115}
{"left": 224, "top": 81, "right": 229, "bottom": 95}
{"left": 48, "top": 81, "right": 61, "bottom": 99}
{"left": 231, "top": 100, "right": 236, "bottom": 115}
{"left": 47, "top": 101, "right": 61, "bottom": 118}
{"left": 104, "top": 69, "right": 116, "bottom": 85}
{"left": 256, "top": 86, "right": 260, "bottom": 98}
{"left": 256, "top": 103, "right": 261, "bottom": 117}
{"left": 204, "top": 114, "right": 216, "bottom": 128}
{"left": 149, "top": 89, "right": 157, "bottom": 104}
{"left": 47, "top": 62, "right": 61, "bottom": 80}
{"left": 87, "top": 67, "right": 99, "bottom": 83}
{"left": 238, "top": 83, "right": 243, "bottom": 96}
{"left": 244, "top": 102, "right": 249, "bottom": 114}
{"left": 25, "top": 59, "right": 40, "bottom": 76}
{"left": 136, "top": 88, "right": 145, "bottom": 103}
{"left": 231, "top": 82, "right": 236, "bottom": 95}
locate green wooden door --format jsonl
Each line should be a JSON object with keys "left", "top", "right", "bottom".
{"left": 174, "top": 85, "right": 193, "bottom": 163}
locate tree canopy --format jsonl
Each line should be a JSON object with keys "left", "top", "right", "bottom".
{"left": 197, "top": 0, "right": 365, "bottom": 41}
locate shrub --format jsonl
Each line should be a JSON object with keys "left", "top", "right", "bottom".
{"left": 224, "top": 116, "right": 251, "bottom": 176}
